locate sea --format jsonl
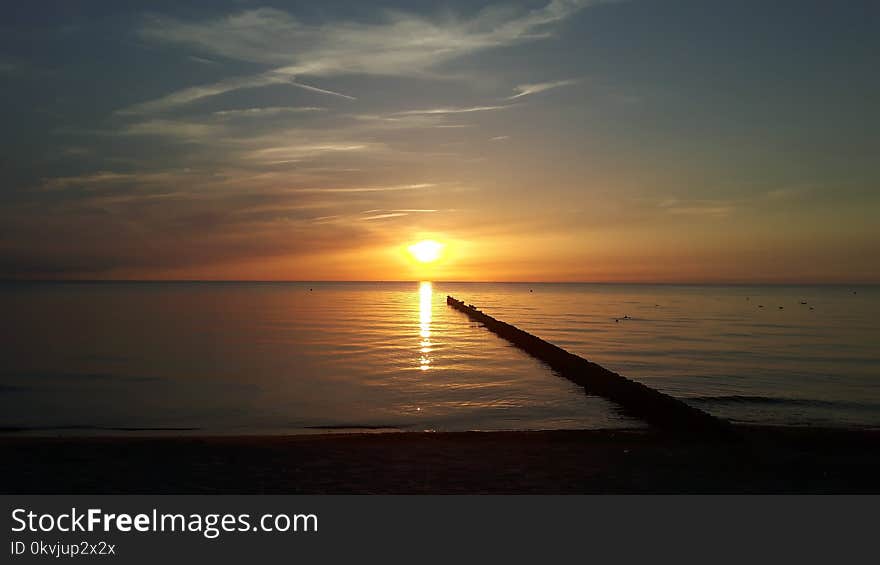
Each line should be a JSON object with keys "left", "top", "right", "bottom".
{"left": 1, "top": 281, "right": 878, "bottom": 434}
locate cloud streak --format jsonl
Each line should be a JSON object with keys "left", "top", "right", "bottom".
{"left": 288, "top": 183, "right": 435, "bottom": 194}
{"left": 213, "top": 106, "right": 326, "bottom": 118}
{"left": 508, "top": 79, "right": 577, "bottom": 99}
{"left": 289, "top": 80, "right": 356, "bottom": 100}
{"left": 127, "top": 1, "right": 595, "bottom": 114}
{"left": 394, "top": 105, "right": 513, "bottom": 115}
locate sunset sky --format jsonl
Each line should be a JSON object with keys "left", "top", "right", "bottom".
{"left": 1, "top": 0, "right": 878, "bottom": 282}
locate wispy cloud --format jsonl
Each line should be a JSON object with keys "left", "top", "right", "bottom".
{"left": 289, "top": 80, "right": 356, "bottom": 100}
{"left": 361, "top": 208, "right": 438, "bottom": 220}
{"left": 128, "top": 1, "right": 596, "bottom": 114}
{"left": 658, "top": 198, "right": 735, "bottom": 217}
{"left": 120, "top": 119, "right": 222, "bottom": 140}
{"left": 288, "top": 183, "right": 435, "bottom": 194}
{"left": 360, "top": 212, "right": 409, "bottom": 221}
{"left": 349, "top": 112, "right": 465, "bottom": 130}
{"left": 117, "top": 75, "right": 352, "bottom": 117}
{"left": 140, "top": 2, "right": 593, "bottom": 69}
{"left": 187, "top": 55, "right": 218, "bottom": 65}
{"left": 244, "top": 141, "right": 380, "bottom": 164}
{"left": 508, "top": 79, "right": 577, "bottom": 99}
{"left": 306, "top": 208, "right": 439, "bottom": 225}
{"left": 117, "top": 74, "right": 285, "bottom": 115}
{"left": 39, "top": 171, "right": 136, "bottom": 191}
{"left": 395, "top": 105, "right": 513, "bottom": 115}
{"left": 213, "top": 106, "right": 325, "bottom": 118}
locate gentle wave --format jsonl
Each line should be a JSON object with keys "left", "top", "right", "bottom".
{"left": 686, "top": 395, "right": 880, "bottom": 411}
{"left": 0, "top": 425, "right": 202, "bottom": 433}
{"left": 2, "top": 281, "right": 878, "bottom": 431}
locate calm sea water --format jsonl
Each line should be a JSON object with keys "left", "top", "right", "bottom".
{"left": 1, "top": 282, "right": 878, "bottom": 434}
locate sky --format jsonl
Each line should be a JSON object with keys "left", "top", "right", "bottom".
{"left": 1, "top": 0, "right": 878, "bottom": 282}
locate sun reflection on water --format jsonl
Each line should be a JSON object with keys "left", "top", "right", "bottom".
{"left": 418, "top": 281, "right": 432, "bottom": 371}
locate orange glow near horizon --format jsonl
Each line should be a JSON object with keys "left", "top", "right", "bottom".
{"left": 83, "top": 224, "right": 880, "bottom": 285}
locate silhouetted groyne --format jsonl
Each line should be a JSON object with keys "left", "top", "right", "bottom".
{"left": 447, "top": 296, "right": 734, "bottom": 437}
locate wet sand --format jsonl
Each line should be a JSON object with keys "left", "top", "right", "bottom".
{"left": 3, "top": 426, "right": 879, "bottom": 493}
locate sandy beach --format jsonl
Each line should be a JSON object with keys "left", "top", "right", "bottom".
{"left": 3, "top": 426, "right": 878, "bottom": 494}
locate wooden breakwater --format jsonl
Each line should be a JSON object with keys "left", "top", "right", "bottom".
{"left": 447, "top": 296, "right": 734, "bottom": 436}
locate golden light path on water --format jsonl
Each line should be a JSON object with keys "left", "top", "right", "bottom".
{"left": 419, "top": 281, "right": 432, "bottom": 371}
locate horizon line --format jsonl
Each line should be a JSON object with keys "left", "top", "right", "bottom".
{"left": 0, "top": 279, "right": 876, "bottom": 286}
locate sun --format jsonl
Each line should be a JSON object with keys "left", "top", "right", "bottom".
{"left": 408, "top": 240, "right": 444, "bottom": 263}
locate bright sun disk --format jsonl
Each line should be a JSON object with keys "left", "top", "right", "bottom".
{"left": 408, "top": 240, "right": 443, "bottom": 263}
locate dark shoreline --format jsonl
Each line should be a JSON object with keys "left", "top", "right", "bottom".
{"left": 3, "top": 425, "right": 878, "bottom": 494}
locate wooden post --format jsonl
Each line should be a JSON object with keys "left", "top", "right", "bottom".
{"left": 447, "top": 295, "right": 735, "bottom": 437}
